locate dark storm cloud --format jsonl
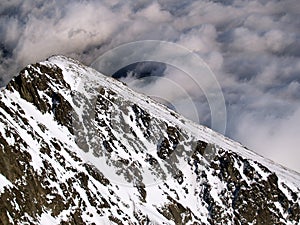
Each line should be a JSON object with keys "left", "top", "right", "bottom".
{"left": 112, "top": 62, "right": 167, "bottom": 79}
{"left": 0, "top": 0, "right": 299, "bottom": 171}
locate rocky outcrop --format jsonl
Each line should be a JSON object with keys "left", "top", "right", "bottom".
{"left": 0, "top": 56, "right": 299, "bottom": 225}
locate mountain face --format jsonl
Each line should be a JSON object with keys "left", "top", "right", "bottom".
{"left": 0, "top": 56, "right": 299, "bottom": 225}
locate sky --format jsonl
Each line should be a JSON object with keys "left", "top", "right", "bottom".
{"left": 0, "top": 0, "right": 299, "bottom": 172}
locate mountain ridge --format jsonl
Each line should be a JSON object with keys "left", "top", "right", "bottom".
{"left": 48, "top": 55, "right": 300, "bottom": 184}
{"left": 0, "top": 55, "right": 299, "bottom": 225}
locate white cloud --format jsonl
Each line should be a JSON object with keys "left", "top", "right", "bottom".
{"left": 135, "top": 2, "right": 172, "bottom": 23}
{"left": 178, "top": 24, "right": 219, "bottom": 53}
{"left": 235, "top": 106, "right": 300, "bottom": 172}
{"left": 0, "top": 0, "right": 299, "bottom": 172}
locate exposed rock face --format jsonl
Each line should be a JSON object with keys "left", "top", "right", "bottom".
{"left": 0, "top": 56, "right": 299, "bottom": 225}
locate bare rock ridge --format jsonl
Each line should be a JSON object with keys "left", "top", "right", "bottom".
{"left": 0, "top": 55, "right": 299, "bottom": 225}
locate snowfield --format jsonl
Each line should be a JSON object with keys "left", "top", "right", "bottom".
{"left": 0, "top": 55, "right": 299, "bottom": 225}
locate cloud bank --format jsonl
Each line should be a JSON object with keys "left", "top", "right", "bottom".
{"left": 0, "top": 0, "right": 299, "bottom": 172}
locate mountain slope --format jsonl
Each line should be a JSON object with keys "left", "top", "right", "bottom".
{"left": 0, "top": 55, "right": 299, "bottom": 225}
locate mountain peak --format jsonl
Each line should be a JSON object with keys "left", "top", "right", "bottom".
{"left": 0, "top": 57, "right": 299, "bottom": 224}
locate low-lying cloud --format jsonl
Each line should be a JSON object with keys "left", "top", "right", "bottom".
{"left": 0, "top": 0, "right": 299, "bottom": 172}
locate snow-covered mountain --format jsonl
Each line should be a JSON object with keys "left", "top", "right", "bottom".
{"left": 0, "top": 56, "right": 299, "bottom": 225}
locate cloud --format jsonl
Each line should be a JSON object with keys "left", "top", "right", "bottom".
{"left": 235, "top": 106, "right": 300, "bottom": 173}
{"left": 135, "top": 2, "right": 172, "bottom": 23}
{"left": 0, "top": 0, "right": 299, "bottom": 172}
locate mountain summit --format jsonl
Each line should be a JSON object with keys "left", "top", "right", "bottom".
{"left": 0, "top": 56, "right": 299, "bottom": 225}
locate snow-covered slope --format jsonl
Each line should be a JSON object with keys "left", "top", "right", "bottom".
{"left": 0, "top": 55, "right": 299, "bottom": 225}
